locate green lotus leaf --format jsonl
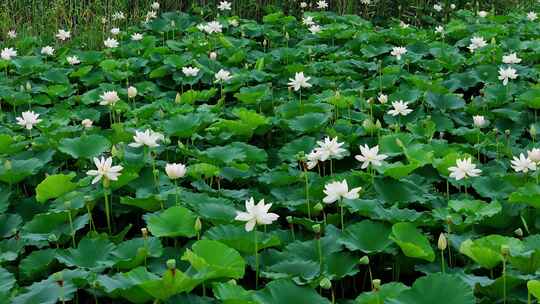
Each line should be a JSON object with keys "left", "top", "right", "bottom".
{"left": 254, "top": 279, "right": 330, "bottom": 304}
{"left": 56, "top": 236, "right": 116, "bottom": 271}
{"left": 339, "top": 220, "right": 393, "bottom": 253}
{"left": 58, "top": 134, "right": 111, "bottom": 159}
{"left": 386, "top": 273, "right": 474, "bottom": 304}
{"left": 459, "top": 235, "right": 523, "bottom": 269}
{"left": 203, "top": 224, "right": 281, "bottom": 253}
{"left": 390, "top": 223, "right": 435, "bottom": 262}
{"left": 144, "top": 206, "right": 198, "bottom": 238}
{"left": 182, "top": 239, "right": 245, "bottom": 280}
{"left": 35, "top": 173, "right": 77, "bottom": 203}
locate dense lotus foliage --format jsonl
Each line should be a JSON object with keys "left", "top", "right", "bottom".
{"left": 3, "top": 2, "right": 540, "bottom": 303}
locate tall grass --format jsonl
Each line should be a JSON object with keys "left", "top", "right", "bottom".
{"left": 0, "top": 0, "right": 536, "bottom": 48}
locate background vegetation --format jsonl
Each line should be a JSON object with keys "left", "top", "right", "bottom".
{"left": 1, "top": 0, "right": 537, "bottom": 47}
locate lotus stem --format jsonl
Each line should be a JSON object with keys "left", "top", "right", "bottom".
{"left": 67, "top": 210, "right": 76, "bottom": 248}
{"left": 103, "top": 181, "right": 112, "bottom": 234}
{"left": 304, "top": 167, "right": 311, "bottom": 219}
{"left": 440, "top": 249, "right": 445, "bottom": 274}
{"left": 254, "top": 226, "right": 259, "bottom": 289}
{"left": 503, "top": 258, "right": 507, "bottom": 304}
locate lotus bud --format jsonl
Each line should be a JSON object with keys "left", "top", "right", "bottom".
{"left": 111, "top": 145, "right": 119, "bottom": 158}
{"left": 312, "top": 224, "right": 321, "bottom": 234}
{"left": 501, "top": 245, "right": 510, "bottom": 257}
{"left": 52, "top": 271, "right": 63, "bottom": 285}
{"left": 263, "top": 39, "right": 267, "bottom": 47}
{"left": 372, "top": 279, "right": 381, "bottom": 291}
{"left": 446, "top": 215, "right": 453, "bottom": 225}
{"left": 319, "top": 277, "right": 332, "bottom": 290}
{"left": 209, "top": 51, "right": 217, "bottom": 60}
{"left": 395, "top": 138, "right": 404, "bottom": 148}
{"left": 359, "top": 255, "right": 370, "bottom": 265}
{"left": 514, "top": 228, "right": 523, "bottom": 237}
{"left": 26, "top": 81, "right": 32, "bottom": 91}
{"left": 175, "top": 92, "right": 181, "bottom": 103}
{"left": 4, "top": 160, "right": 12, "bottom": 170}
{"left": 195, "top": 217, "right": 202, "bottom": 232}
{"left": 166, "top": 259, "right": 176, "bottom": 270}
{"left": 313, "top": 203, "right": 323, "bottom": 212}
{"left": 286, "top": 216, "right": 293, "bottom": 224}
{"left": 530, "top": 125, "right": 537, "bottom": 138}
{"left": 141, "top": 227, "right": 148, "bottom": 239}
{"left": 48, "top": 233, "right": 58, "bottom": 243}
{"left": 127, "top": 86, "right": 138, "bottom": 98}
{"left": 285, "top": 32, "right": 290, "bottom": 40}
{"left": 504, "top": 129, "right": 510, "bottom": 136}
{"left": 491, "top": 37, "right": 496, "bottom": 45}
{"left": 438, "top": 233, "right": 447, "bottom": 251}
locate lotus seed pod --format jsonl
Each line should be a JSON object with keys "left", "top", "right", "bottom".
{"left": 514, "top": 228, "right": 523, "bottom": 237}
{"left": 48, "top": 233, "right": 58, "bottom": 242}
{"left": 359, "top": 256, "right": 370, "bottom": 265}
{"left": 445, "top": 215, "right": 453, "bottom": 225}
{"left": 286, "top": 216, "right": 293, "bottom": 224}
{"left": 166, "top": 259, "right": 176, "bottom": 270}
{"left": 438, "top": 233, "right": 447, "bottom": 251}
{"left": 319, "top": 277, "right": 332, "bottom": 289}
{"left": 52, "top": 271, "right": 63, "bottom": 282}
{"left": 372, "top": 279, "right": 381, "bottom": 291}
{"left": 64, "top": 201, "right": 72, "bottom": 209}
{"left": 501, "top": 244, "right": 510, "bottom": 256}
{"left": 504, "top": 129, "right": 510, "bottom": 136}
{"left": 312, "top": 224, "right": 321, "bottom": 234}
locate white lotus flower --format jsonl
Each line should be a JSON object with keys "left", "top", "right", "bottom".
{"left": 303, "top": 16, "right": 315, "bottom": 26}
{"left": 146, "top": 11, "right": 158, "bottom": 21}
{"left": 87, "top": 156, "right": 123, "bottom": 184}
{"left": 473, "top": 115, "right": 487, "bottom": 128}
{"left": 309, "top": 24, "right": 321, "bottom": 34}
{"left": 391, "top": 46, "right": 407, "bottom": 60}
{"left": 355, "top": 145, "right": 388, "bottom": 169}
{"left": 182, "top": 66, "right": 200, "bottom": 77}
{"left": 16, "top": 111, "right": 42, "bottom": 130}
{"left": 7, "top": 30, "right": 16, "bottom": 39}
{"left": 112, "top": 11, "right": 126, "bottom": 21}
{"left": 151, "top": 2, "right": 160, "bottom": 10}
{"left": 129, "top": 129, "right": 164, "bottom": 148}
{"left": 288, "top": 72, "right": 312, "bottom": 91}
{"left": 235, "top": 197, "right": 279, "bottom": 231}
{"left": 81, "top": 119, "right": 93, "bottom": 128}
{"left": 323, "top": 180, "right": 362, "bottom": 204}
{"left": 110, "top": 28, "right": 120, "bottom": 35}
{"left": 502, "top": 53, "right": 521, "bottom": 64}
{"left": 511, "top": 153, "right": 537, "bottom": 173}
{"left": 99, "top": 91, "right": 120, "bottom": 106}
{"left": 378, "top": 94, "right": 388, "bottom": 104}
{"left": 209, "top": 51, "right": 218, "bottom": 60}
{"left": 56, "top": 29, "right": 71, "bottom": 41}
{"left": 131, "top": 33, "right": 144, "bottom": 41}
{"left": 67, "top": 56, "right": 81, "bottom": 65}
{"left": 450, "top": 4, "right": 456, "bottom": 9}
{"left": 218, "top": 1, "right": 232, "bottom": 10}
{"left": 165, "top": 163, "right": 187, "bottom": 179}
{"left": 203, "top": 21, "right": 223, "bottom": 34}
{"left": 468, "top": 36, "right": 487, "bottom": 52}
{"left": 388, "top": 100, "right": 413, "bottom": 116}
{"left": 400, "top": 21, "right": 409, "bottom": 28}
{"left": 104, "top": 37, "right": 119, "bottom": 48}
{"left": 306, "top": 148, "right": 323, "bottom": 169}
{"left": 448, "top": 158, "right": 482, "bottom": 180}
{"left": 498, "top": 66, "right": 518, "bottom": 86}
{"left": 127, "top": 86, "right": 138, "bottom": 98}
{"left": 360, "top": 0, "right": 371, "bottom": 4}
{"left": 434, "top": 4, "right": 442, "bottom": 12}
{"left": 435, "top": 25, "right": 444, "bottom": 34}
{"left": 1, "top": 48, "right": 17, "bottom": 60}
{"left": 478, "top": 11, "right": 488, "bottom": 18}
{"left": 528, "top": 148, "right": 540, "bottom": 163}
{"left": 316, "top": 0, "right": 328, "bottom": 9}
{"left": 300, "top": 2, "right": 308, "bottom": 8}
{"left": 316, "top": 137, "right": 346, "bottom": 161}
{"left": 528, "top": 12, "right": 538, "bottom": 21}
{"left": 40, "top": 46, "right": 55, "bottom": 56}
{"left": 215, "top": 69, "right": 232, "bottom": 82}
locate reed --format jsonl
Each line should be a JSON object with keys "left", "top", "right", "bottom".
{"left": 0, "top": 0, "right": 536, "bottom": 48}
